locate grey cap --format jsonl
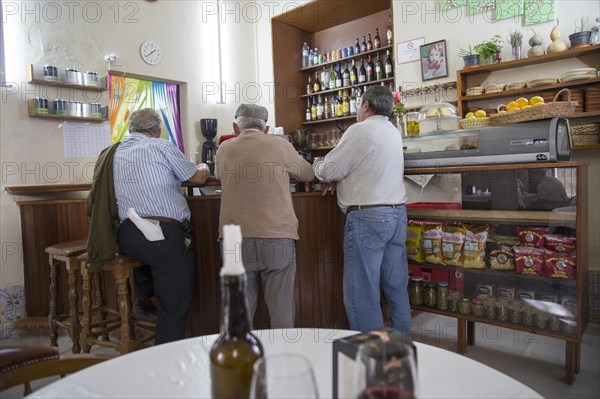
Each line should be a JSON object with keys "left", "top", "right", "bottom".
{"left": 235, "top": 104, "right": 268, "bottom": 122}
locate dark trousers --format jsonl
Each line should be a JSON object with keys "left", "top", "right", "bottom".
{"left": 117, "top": 222, "right": 194, "bottom": 345}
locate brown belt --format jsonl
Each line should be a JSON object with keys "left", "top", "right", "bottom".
{"left": 346, "top": 204, "right": 403, "bottom": 214}
{"left": 124, "top": 216, "right": 182, "bottom": 227}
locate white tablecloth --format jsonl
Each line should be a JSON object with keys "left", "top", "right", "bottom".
{"left": 29, "top": 328, "right": 542, "bottom": 398}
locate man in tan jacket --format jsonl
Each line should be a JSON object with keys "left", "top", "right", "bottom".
{"left": 215, "top": 104, "right": 314, "bottom": 328}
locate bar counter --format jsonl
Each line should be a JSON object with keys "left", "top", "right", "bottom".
{"left": 8, "top": 183, "right": 349, "bottom": 336}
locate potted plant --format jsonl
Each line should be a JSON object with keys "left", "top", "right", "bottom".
{"left": 475, "top": 35, "right": 503, "bottom": 65}
{"left": 569, "top": 17, "right": 592, "bottom": 48}
{"left": 458, "top": 45, "right": 480, "bottom": 68}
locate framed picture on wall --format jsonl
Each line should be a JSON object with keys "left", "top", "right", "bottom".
{"left": 420, "top": 40, "right": 449, "bottom": 81}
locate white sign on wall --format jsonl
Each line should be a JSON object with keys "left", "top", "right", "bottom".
{"left": 396, "top": 37, "right": 425, "bottom": 64}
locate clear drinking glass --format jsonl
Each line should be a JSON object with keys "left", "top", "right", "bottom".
{"left": 354, "top": 340, "right": 418, "bottom": 399}
{"left": 250, "top": 354, "right": 319, "bottom": 399}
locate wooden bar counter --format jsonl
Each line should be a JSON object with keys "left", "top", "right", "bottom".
{"left": 8, "top": 185, "right": 349, "bottom": 336}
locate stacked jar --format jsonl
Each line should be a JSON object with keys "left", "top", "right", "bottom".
{"left": 436, "top": 282, "right": 449, "bottom": 310}
{"left": 408, "top": 276, "right": 423, "bottom": 306}
{"left": 423, "top": 282, "right": 437, "bottom": 308}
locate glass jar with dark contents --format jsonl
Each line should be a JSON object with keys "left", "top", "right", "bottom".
{"left": 424, "top": 282, "right": 437, "bottom": 307}
{"left": 436, "top": 281, "right": 449, "bottom": 310}
{"left": 408, "top": 276, "right": 423, "bottom": 306}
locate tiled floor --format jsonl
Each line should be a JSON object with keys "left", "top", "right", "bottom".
{"left": 1, "top": 315, "right": 599, "bottom": 398}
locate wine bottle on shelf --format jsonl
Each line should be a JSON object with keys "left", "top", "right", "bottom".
{"left": 332, "top": 95, "right": 339, "bottom": 119}
{"left": 302, "top": 42, "right": 310, "bottom": 68}
{"left": 313, "top": 72, "right": 321, "bottom": 93}
{"left": 374, "top": 28, "right": 381, "bottom": 49}
{"left": 375, "top": 53, "right": 384, "bottom": 81}
{"left": 358, "top": 59, "right": 367, "bottom": 84}
{"left": 367, "top": 33, "right": 373, "bottom": 51}
{"left": 324, "top": 96, "right": 331, "bottom": 119}
{"left": 387, "top": 15, "right": 393, "bottom": 46}
{"left": 306, "top": 98, "right": 312, "bottom": 122}
{"left": 343, "top": 90, "right": 350, "bottom": 117}
{"left": 349, "top": 88, "right": 357, "bottom": 115}
{"left": 210, "top": 225, "right": 264, "bottom": 399}
{"left": 313, "top": 48, "right": 319, "bottom": 66}
{"left": 342, "top": 62, "right": 351, "bottom": 87}
{"left": 385, "top": 50, "right": 393, "bottom": 79}
{"left": 336, "top": 91, "right": 344, "bottom": 117}
{"left": 311, "top": 98, "right": 317, "bottom": 121}
{"left": 321, "top": 67, "right": 328, "bottom": 90}
{"left": 335, "top": 63, "right": 343, "bottom": 89}
{"left": 366, "top": 55, "right": 374, "bottom": 82}
{"left": 307, "top": 75, "right": 313, "bottom": 95}
{"left": 350, "top": 59, "right": 358, "bottom": 85}
{"left": 316, "top": 95, "right": 324, "bottom": 120}
{"left": 361, "top": 36, "right": 367, "bottom": 53}
{"left": 356, "top": 87, "right": 363, "bottom": 109}
{"left": 355, "top": 37, "right": 361, "bottom": 54}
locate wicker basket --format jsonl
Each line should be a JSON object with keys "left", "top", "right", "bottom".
{"left": 572, "top": 132, "right": 600, "bottom": 145}
{"left": 489, "top": 88, "right": 578, "bottom": 126}
{"left": 460, "top": 117, "right": 491, "bottom": 129}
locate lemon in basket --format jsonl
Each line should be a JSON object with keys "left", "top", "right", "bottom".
{"left": 516, "top": 97, "right": 529, "bottom": 108}
{"left": 474, "top": 110, "right": 487, "bottom": 118}
{"left": 529, "top": 96, "right": 544, "bottom": 106}
{"left": 465, "top": 112, "right": 476, "bottom": 119}
{"left": 506, "top": 101, "right": 519, "bottom": 112}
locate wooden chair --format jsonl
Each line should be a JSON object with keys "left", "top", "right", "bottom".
{"left": 45, "top": 240, "right": 88, "bottom": 353}
{"left": 0, "top": 345, "right": 113, "bottom": 396}
{"left": 78, "top": 253, "right": 156, "bottom": 354}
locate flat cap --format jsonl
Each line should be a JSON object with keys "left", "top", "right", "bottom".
{"left": 235, "top": 104, "right": 268, "bottom": 122}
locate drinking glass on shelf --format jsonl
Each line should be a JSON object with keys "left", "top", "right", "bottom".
{"left": 354, "top": 340, "right": 418, "bottom": 399}
{"left": 250, "top": 354, "right": 319, "bottom": 399}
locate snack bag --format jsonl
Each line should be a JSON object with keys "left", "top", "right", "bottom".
{"left": 462, "top": 224, "right": 489, "bottom": 269}
{"left": 406, "top": 223, "right": 425, "bottom": 263}
{"left": 517, "top": 227, "right": 549, "bottom": 247}
{"left": 514, "top": 246, "right": 544, "bottom": 276}
{"left": 442, "top": 225, "right": 465, "bottom": 267}
{"left": 544, "top": 234, "right": 576, "bottom": 254}
{"left": 422, "top": 223, "right": 444, "bottom": 265}
{"left": 487, "top": 241, "right": 515, "bottom": 271}
{"left": 544, "top": 250, "right": 576, "bottom": 279}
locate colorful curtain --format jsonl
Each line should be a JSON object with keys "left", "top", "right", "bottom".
{"left": 109, "top": 75, "right": 184, "bottom": 152}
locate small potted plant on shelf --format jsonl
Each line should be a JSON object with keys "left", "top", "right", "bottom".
{"left": 569, "top": 17, "right": 592, "bottom": 48}
{"left": 475, "top": 35, "right": 503, "bottom": 65}
{"left": 458, "top": 45, "right": 480, "bottom": 68}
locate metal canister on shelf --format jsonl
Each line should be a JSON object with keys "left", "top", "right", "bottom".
{"left": 408, "top": 276, "right": 423, "bottom": 306}
{"left": 89, "top": 102, "right": 102, "bottom": 118}
{"left": 64, "top": 68, "right": 81, "bottom": 85}
{"left": 472, "top": 298, "right": 485, "bottom": 317}
{"left": 43, "top": 65, "right": 58, "bottom": 82}
{"left": 342, "top": 47, "right": 348, "bottom": 58}
{"left": 52, "top": 99, "right": 67, "bottom": 116}
{"left": 83, "top": 71, "right": 99, "bottom": 87}
{"left": 423, "top": 282, "right": 437, "bottom": 307}
{"left": 67, "top": 100, "right": 82, "bottom": 117}
{"left": 33, "top": 97, "right": 49, "bottom": 115}
{"left": 458, "top": 297, "right": 472, "bottom": 315}
{"left": 436, "top": 281, "right": 449, "bottom": 310}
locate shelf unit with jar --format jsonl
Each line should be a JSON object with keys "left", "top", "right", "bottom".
{"left": 25, "top": 64, "right": 108, "bottom": 123}
{"left": 271, "top": 0, "right": 394, "bottom": 136}
{"left": 403, "top": 161, "right": 588, "bottom": 384}
{"left": 456, "top": 45, "right": 600, "bottom": 150}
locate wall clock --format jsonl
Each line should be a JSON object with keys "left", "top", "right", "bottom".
{"left": 140, "top": 40, "right": 162, "bottom": 65}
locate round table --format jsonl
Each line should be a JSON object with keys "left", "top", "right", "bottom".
{"left": 29, "top": 328, "right": 542, "bottom": 398}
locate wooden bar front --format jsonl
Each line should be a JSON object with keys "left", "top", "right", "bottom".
{"left": 17, "top": 192, "right": 349, "bottom": 336}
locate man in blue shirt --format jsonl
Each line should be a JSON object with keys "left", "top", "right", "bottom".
{"left": 114, "top": 108, "right": 209, "bottom": 344}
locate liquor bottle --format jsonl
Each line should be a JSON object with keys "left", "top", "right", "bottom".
{"left": 324, "top": 96, "right": 331, "bottom": 119}
{"left": 374, "top": 28, "right": 381, "bottom": 49}
{"left": 313, "top": 48, "right": 319, "bottom": 66}
{"left": 321, "top": 67, "right": 328, "bottom": 90}
{"left": 358, "top": 59, "right": 367, "bottom": 84}
{"left": 210, "top": 225, "right": 264, "bottom": 399}
{"left": 367, "top": 33, "right": 373, "bottom": 51}
{"left": 387, "top": 15, "right": 393, "bottom": 46}
{"left": 342, "top": 62, "right": 351, "bottom": 87}
{"left": 366, "top": 55, "right": 374, "bottom": 82}
{"left": 343, "top": 90, "right": 350, "bottom": 117}
{"left": 335, "top": 63, "right": 343, "bottom": 89}
{"left": 313, "top": 72, "right": 321, "bottom": 93}
{"left": 307, "top": 75, "right": 313, "bottom": 94}
{"left": 355, "top": 37, "right": 361, "bottom": 54}
{"left": 385, "top": 50, "right": 393, "bottom": 79}
{"left": 356, "top": 87, "right": 363, "bottom": 108}
{"left": 375, "top": 53, "right": 384, "bottom": 80}
{"left": 349, "top": 89, "right": 357, "bottom": 115}
{"left": 302, "top": 42, "right": 310, "bottom": 68}
{"left": 311, "top": 97, "right": 317, "bottom": 121}
{"left": 308, "top": 48, "right": 314, "bottom": 66}
{"left": 350, "top": 59, "right": 358, "bottom": 85}
{"left": 316, "top": 95, "right": 324, "bottom": 120}
{"left": 306, "top": 98, "right": 312, "bottom": 122}
{"left": 329, "top": 64, "right": 337, "bottom": 90}
{"left": 336, "top": 91, "right": 344, "bottom": 117}
{"left": 361, "top": 35, "right": 367, "bottom": 53}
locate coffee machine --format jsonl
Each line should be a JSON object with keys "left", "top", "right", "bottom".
{"left": 200, "top": 118, "right": 218, "bottom": 175}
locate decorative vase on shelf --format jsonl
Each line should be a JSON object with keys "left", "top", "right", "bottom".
{"left": 511, "top": 46, "right": 521, "bottom": 60}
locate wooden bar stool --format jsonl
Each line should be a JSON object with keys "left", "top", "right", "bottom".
{"left": 45, "top": 240, "right": 87, "bottom": 353}
{"left": 78, "top": 253, "right": 155, "bottom": 354}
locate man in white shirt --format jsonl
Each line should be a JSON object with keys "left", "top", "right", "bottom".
{"left": 313, "top": 86, "right": 411, "bottom": 335}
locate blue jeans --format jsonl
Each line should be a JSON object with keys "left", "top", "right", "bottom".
{"left": 343, "top": 205, "right": 412, "bottom": 335}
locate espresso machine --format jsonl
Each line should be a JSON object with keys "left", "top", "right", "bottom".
{"left": 200, "top": 118, "right": 218, "bottom": 175}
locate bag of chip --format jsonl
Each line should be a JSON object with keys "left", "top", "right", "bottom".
{"left": 543, "top": 250, "right": 576, "bottom": 280}
{"left": 544, "top": 234, "right": 576, "bottom": 254}
{"left": 442, "top": 225, "right": 465, "bottom": 267}
{"left": 487, "top": 241, "right": 515, "bottom": 271}
{"left": 422, "top": 223, "right": 444, "bottom": 265}
{"left": 514, "top": 246, "right": 544, "bottom": 276}
{"left": 462, "top": 224, "right": 489, "bottom": 269}
{"left": 406, "top": 223, "right": 425, "bottom": 263}
{"left": 517, "top": 227, "right": 548, "bottom": 247}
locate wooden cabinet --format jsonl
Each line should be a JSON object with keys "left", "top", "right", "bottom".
{"left": 456, "top": 45, "right": 600, "bottom": 149}
{"left": 25, "top": 64, "right": 108, "bottom": 122}
{"left": 271, "top": 0, "right": 394, "bottom": 135}
{"left": 404, "top": 162, "right": 588, "bottom": 384}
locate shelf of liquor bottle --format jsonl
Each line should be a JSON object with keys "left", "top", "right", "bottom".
{"left": 300, "top": 45, "right": 393, "bottom": 73}
{"left": 302, "top": 77, "right": 394, "bottom": 98}
{"left": 460, "top": 77, "right": 600, "bottom": 102}
{"left": 302, "top": 115, "right": 356, "bottom": 125}
{"left": 406, "top": 208, "right": 576, "bottom": 225}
